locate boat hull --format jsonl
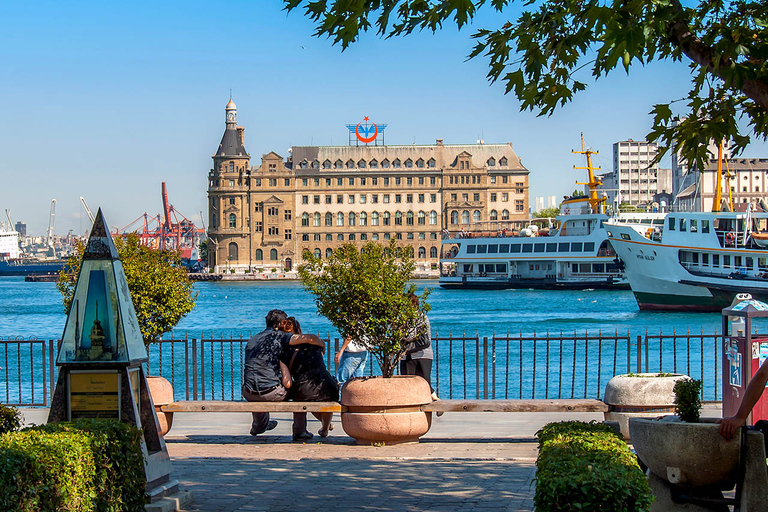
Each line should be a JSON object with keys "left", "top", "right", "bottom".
{"left": 0, "top": 259, "right": 65, "bottom": 276}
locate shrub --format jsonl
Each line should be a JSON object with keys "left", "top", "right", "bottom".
{"left": 673, "top": 377, "right": 702, "bottom": 423}
{"left": 0, "top": 419, "right": 145, "bottom": 512}
{"left": 0, "top": 404, "right": 22, "bottom": 434}
{"left": 535, "top": 421, "right": 653, "bottom": 512}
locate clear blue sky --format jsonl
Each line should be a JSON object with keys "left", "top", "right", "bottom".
{"left": 2, "top": 1, "right": 766, "bottom": 236}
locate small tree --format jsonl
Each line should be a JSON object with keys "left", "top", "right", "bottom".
{"left": 298, "top": 240, "right": 431, "bottom": 378}
{"left": 57, "top": 233, "right": 198, "bottom": 347}
{"left": 533, "top": 207, "right": 560, "bottom": 218}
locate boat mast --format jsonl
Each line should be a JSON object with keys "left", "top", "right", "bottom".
{"left": 713, "top": 143, "right": 724, "bottom": 212}
{"left": 572, "top": 133, "right": 605, "bottom": 214}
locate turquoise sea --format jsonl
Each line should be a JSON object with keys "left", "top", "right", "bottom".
{"left": 3, "top": 276, "right": 765, "bottom": 402}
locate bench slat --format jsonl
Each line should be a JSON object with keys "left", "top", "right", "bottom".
{"left": 161, "top": 401, "right": 344, "bottom": 413}
{"left": 421, "top": 399, "right": 609, "bottom": 413}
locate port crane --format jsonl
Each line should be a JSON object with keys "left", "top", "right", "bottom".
{"left": 80, "top": 197, "right": 95, "bottom": 223}
{"left": 47, "top": 199, "right": 56, "bottom": 258}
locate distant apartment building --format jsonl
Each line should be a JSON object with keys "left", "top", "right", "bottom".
{"left": 671, "top": 131, "right": 731, "bottom": 211}
{"left": 206, "top": 99, "right": 531, "bottom": 273}
{"left": 612, "top": 140, "right": 660, "bottom": 208}
{"left": 676, "top": 157, "right": 768, "bottom": 212}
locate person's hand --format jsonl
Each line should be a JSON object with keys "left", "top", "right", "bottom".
{"left": 717, "top": 415, "right": 746, "bottom": 441}
{"left": 334, "top": 352, "right": 341, "bottom": 365}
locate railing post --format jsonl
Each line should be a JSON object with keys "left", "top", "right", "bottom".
{"left": 483, "top": 337, "right": 488, "bottom": 399}
{"left": 185, "top": 337, "right": 190, "bottom": 400}
{"left": 627, "top": 336, "right": 631, "bottom": 373}
{"left": 644, "top": 333, "right": 649, "bottom": 373}
{"left": 637, "top": 335, "right": 642, "bottom": 373}
{"left": 192, "top": 338, "right": 198, "bottom": 400}
{"left": 49, "top": 339, "right": 56, "bottom": 406}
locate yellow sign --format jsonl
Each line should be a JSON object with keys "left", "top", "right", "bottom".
{"left": 69, "top": 371, "right": 120, "bottom": 419}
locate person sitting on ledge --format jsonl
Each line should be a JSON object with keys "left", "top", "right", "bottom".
{"left": 242, "top": 309, "right": 324, "bottom": 438}
{"left": 718, "top": 355, "right": 768, "bottom": 440}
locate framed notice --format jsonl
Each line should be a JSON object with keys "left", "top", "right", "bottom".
{"left": 68, "top": 370, "right": 120, "bottom": 420}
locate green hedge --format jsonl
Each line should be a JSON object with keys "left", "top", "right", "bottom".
{"left": 0, "top": 419, "right": 145, "bottom": 512}
{"left": 534, "top": 421, "right": 653, "bottom": 512}
{"left": 0, "top": 404, "right": 22, "bottom": 435}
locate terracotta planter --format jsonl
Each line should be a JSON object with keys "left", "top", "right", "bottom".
{"left": 341, "top": 375, "right": 432, "bottom": 444}
{"left": 629, "top": 417, "right": 740, "bottom": 487}
{"left": 146, "top": 375, "right": 174, "bottom": 436}
{"left": 603, "top": 373, "right": 688, "bottom": 440}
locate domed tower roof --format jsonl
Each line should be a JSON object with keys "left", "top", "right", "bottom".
{"left": 226, "top": 98, "right": 236, "bottom": 110}
{"left": 216, "top": 98, "right": 247, "bottom": 157}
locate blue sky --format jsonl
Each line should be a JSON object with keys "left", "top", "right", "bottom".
{"left": 2, "top": 1, "right": 766, "bottom": 236}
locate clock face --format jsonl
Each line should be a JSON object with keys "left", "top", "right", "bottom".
{"left": 227, "top": 113, "right": 235, "bottom": 122}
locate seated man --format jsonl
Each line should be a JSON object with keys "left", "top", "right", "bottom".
{"left": 242, "top": 309, "right": 324, "bottom": 440}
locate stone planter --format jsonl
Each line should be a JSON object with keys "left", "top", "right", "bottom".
{"left": 341, "top": 375, "right": 432, "bottom": 444}
{"left": 603, "top": 373, "right": 688, "bottom": 440}
{"left": 146, "top": 375, "right": 174, "bottom": 436}
{"left": 629, "top": 417, "right": 740, "bottom": 487}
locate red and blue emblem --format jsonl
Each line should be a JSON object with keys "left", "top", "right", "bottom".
{"left": 346, "top": 117, "right": 387, "bottom": 145}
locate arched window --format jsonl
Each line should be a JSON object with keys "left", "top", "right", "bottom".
{"left": 314, "top": 248, "right": 321, "bottom": 259}
{"left": 326, "top": 248, "right": 333, "bottom": 258}
{"left": 381, "top": 159, "right": 390, "bottom": 168}
{"left": 418, "top": 247, "right": 426, "bottom": 258}
{"left": 228, "top": 242, "right": 238, "bottom": 260}
{"left": 427, "top": 158, "right": 436, "bottom": 168}
{"left": 255, "top": 249, "right": 263, "bottom": 260}
{"left": 301, "top": 213, "right": 309, "bottom": 226}
{"left": 416, "top": 158, "right": 425, "bottom": 168}
{"left": 323, "top": 159, "right": 332, "bottom": 169}
{"left": 383, "top": 212, "right": 391, "bottom": 226}
{"left": 450, "top": 211, "right": 459, "bottom": 224}
{"left": 405, "top": 158, "right": 413, "bottom": 168}
{"left": 335, "top": 159, "right": 343, "bottom": 169}
{"left": 473, "top": 210, "right": 481, "bottom": 222}
{"left": 313, "top": 213, "right": 321, "bottom": 227}
{"left": 229, "top": 213, "right": 237, "bottom": 228}
{"left": 490, "top": 210, "right": 498, "bottom": 220}
{"left": 395, "top": 212, "right": 403, "bottom": 225}
{"left": 499, "top": 156, "right": 508, "bottom": 166}
{"left": 357, "top": 160, "right": 366, "bottom": 168}
{"left": 360, "top": 212, "right": 367, "bottom": 226}
{"left": 311, "top": 160, "right": 320, "bottom": 169}
{"left": 370, "top": 159, "right": 378, "bottom": 169}
{"left": 212, "top": 214, "right": 217, "bottom": 228}
{"left": 461, "top": 211, "right": 470, "bottom": 224}
{"left": 406, "top": 211, "right": 414, "bottom": 225}
{"left": 346, "top": 159, "right": 355, "bottom": 169}
{"left": 349, "top": 212, "right": 356, "bottom": 226}
{"left": 325, "top": 213, "right": 333, "bottom": 226}
{"left": 487, "top": 157, "right": 496, "bottom": 167}
{"left": 393, "top": 159, "right": 401, "bottom": 168}
{"left": 337, "top": 212, "right": 344, "bottom": 226}
{"left": 229, "top": 162, "right": 234, "bottom": 172}
{"left": 372, "top": 211, "right": 379, "bottom": 226}
{"left": 430, "top": 247, "right": 438, "bottom": 258}
{"left": 418, "top": 211, "right": 426, "bottom": 225}
{"left": 502, "top": 209, "right": 510, "bottom": 220}
{"left": 430, "top": 211, "right": 437, "bottom": 225}
{"left": 270, "top": 249, "right": 278, "bottom": 261}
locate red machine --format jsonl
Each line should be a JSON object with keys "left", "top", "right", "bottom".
{"left": 721, "top": 294, "right": 768, "bottom": 422}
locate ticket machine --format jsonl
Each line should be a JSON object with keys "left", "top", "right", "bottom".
{"left": 721, "top": 294, "right": 768, "bottom": 422}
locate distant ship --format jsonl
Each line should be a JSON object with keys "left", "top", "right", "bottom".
{"left": 0, "top": 222, "right": 65, "bottom": 276}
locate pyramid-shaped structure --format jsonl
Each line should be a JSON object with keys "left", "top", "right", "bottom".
{"left": 57, "top": 209, "right": 147, "bottom": 364}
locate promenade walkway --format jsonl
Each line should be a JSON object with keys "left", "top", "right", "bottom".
{"left": 20, "top": 406, "right": 723, "bottom": 511}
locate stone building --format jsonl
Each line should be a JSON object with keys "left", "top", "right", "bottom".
{"left": 207, "top": 100, "right": 530, "bottom": 273}
{"left": 676, "top": 157, "right": 768, "bottom": 212}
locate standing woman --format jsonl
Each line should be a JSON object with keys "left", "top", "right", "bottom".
{"left": 400, "top": 293, "right": 439, "bottom": 402}
{"left": 335, "top": 337, "right": 369, "bottom": 386}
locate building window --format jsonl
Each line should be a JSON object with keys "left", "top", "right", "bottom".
{"left": 372, "top": 211, "right": 379, "bottom": 226}
{"left": 430, "top": 247, "right": 438, "bottom": 258}
{"left": 337, "top": 234, "right": 344, "bottom": 241}
{"left": 255, "top": 249, "right": 263, "bottom": 260}
{"left": 502, "top": 209, "right": 510, "bottom": 220}
{"left": 229, "top": 162, "right": 235, "bottom": 172}
{"left": 395, "top": 194, "right": 402, "bottom": 203}
{"left": 473, "top": 210, "right": 482, "bottom": 222}
{"left": 474, "top": 193, "right": 480, "bottom": 202}
{"left": 383, "top": 212, "right": 391, "bottom": 226}
{"left": 314, "top": 195, "right": 320, "bottom": 204}
{"left": 229, "top": 214, "right": 237, "bottom": 228}
{"left": 349, "top": 195, "right": 355, "bottom": 204}
{"left": 268, "top": 207, "right": 278, "bottom": 216}
{"left": 395, "top": 212, "right": 403, "bottom": 225}
{"left": 285, "top": 230, "right": 292, "bottom": 240}
{"left": 254, "top": 221, "right": 262, "bottom": 232}
{"left": 430, "top": 177, "right": 436, "bottom": 185}
{"left": 490, "top": 210, "right": 498, "bottom": 220}
{"left": 337, "top": 195, "right": 344, "bottom": 204}
{"left": 428, "top": 158, "right": 436, "bottom": 168}
{"left": 418, "top": 194, "right": 424, "bottom": 203}
{"left": 346, "top": 160, "right": 355, "bottom": 169}
{"left": 314, "top": 248, "right": 321, "bottom": 258}
{"left": 487, "top": 157, "right": 496, "bottom": 167}
{"left": 335, "top": 160, "right": 343, "bottom": 169}
{"left": 462, "top": 211, "right": 470, "bottom": 224}
{"left": 515, "top": 200, "right": 524, "bottom": 212}
{"left": 358, "top": 160, "right": 367, "bottom": 168}
{"left": 384, "top": 194, "right": 390, "bottom": 203}
{"left": 313, "top": 213, "right": 321, "bottom": 227}
{"left": 499, "top": 157, "right": 508, "bottom": 166}
{"left": 326, "top": 248, "right": 333, "bottom": 258}
{"left": 405, "top": 159, "right": 413, "bottom": 168}
{"left": 211, "top": 214, "right": 217, "bottom": 228}
{"left": 418, "top": 211, "right": 426, "bottom": 225}
{"left": 302, "top": 234, "right": 309, "bottom": 241}
{"left": 323, "top": 160, "right": 332, "bottom": 169}
{"left": 418, "top": 247, "right": 426, "bottom": 258}
{"left": 370, "top": 159, "right": 378, "bottom": 169}
{"left": 228, "top": 242, "right": 238, "bottom": 260}
{"left": 360, "top": 194, "right": 366, "bottom": 204}
{"left": 361, "top": 177, "right": 367, "bottom": 186}
{"left": 406, "top": 194, "right": 413, "bottom": 203}
{"left": 301, "top": 213, "right": 309, "bottom": 226}
{"left": 254, "top": 203, "right": 262, "bottom": 212}
{"left": 269, "top": 178, "right": 276, "bottom": 186}
{"left": 395, "top": 177, "right": 401, "bottom": 185}
{"left": 337, "top": 212, "right": 344, "bottom": 226}
{"left": 502, "top": 193, "right": 509, "bottom": 201}
{"left": 416, "top": 158, "right": 424, "bottom": 168}
{"left": 361, "top": 233, "right": 368, "bottom": 240}
{"left": 372, "top": 194, "right": 379, "bottom": 204}
{"left": 491, "top": 193, "right": 497, "bottom": 202}
{"left": 228, "top": 197, "right": 236, "bottom": 205}
{"left": 371, "top": 177, "right": 378, "bottom": 185}
{"left": 406, "top": 211, "right": 414, "bottom": 225}
{"left": 314, "top": 234, "right": 321, "bottom": 241}
{"left": 337, "top": 178, "right": 343, "bottom": 187}
{"left": 270, "top": 249, "right": 278, "bottom": 261}
{"left": 451, "top": 211, "right": 459, "bottom": 224}
{"left": 451, "top": 193, "right": 457, "bottom": 201}
{"left": 429, "top": 211, "right": 437, "bottom": 225}
{"left": 255, "top": 178, "right": 262, "bottom": 187}
{"left": 349, "top": 212, "right": 356, "bottom": 226}
{"left": 268, "top": 227, "right": 278, "bottom": 235}
{"left": 314, "top": 178, "right": 320, "bottom": 186}
{"left": 430, "top": 194, "right": 437, "bottom": 203}
{"left": 393, "top": 159, "right": 401, "bottom": 168}
{"left": 490, "top": 176, "right": 497, "bottom": 184}
{"left": 284, "top": 178, "right": 290, "bottom": 186}
{"left": 382, "top": 159, "right": 390, "bottom": 168}
{"left": 284, "top": 210, "right": 292, "bottom": 220}
{"left": 326, "top": 178, "right": 332, "bottom": 186}
{"left": 360, "top": 212, "right": 367, "bottom": 226}
{"left": 326, "top": 195, "right": 332, "bottom": 204}
{"left": 384, "top": 178, "right": 390, "bottom": 186}
{"left": 302, "top": 195, "right": 309, "bottom": 204}
{"left": 325, "top": 213, "right": 333, "bottom": 226}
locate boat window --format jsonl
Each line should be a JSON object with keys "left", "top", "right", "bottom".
{"left": 724, "top": 255, "right": 731, "bottom": 267}
{"left": 522, "top": 244, "right": 533, "bottom": 253}
{"left": 580, "top": 264, "right": 591, "bottom": 272}
{"left": 668, "top": 217, "right": 676, "bottom": 230}
{"left": 467, "top": 245, "right": 477, "bottom": 254}
{"left": 735, "top": 256, "right": 742, "bottom": 267}
{"left": 702, "top": 220, "right": 710, "bottom": 233}
{"left": 690, "top": 219, "right": 698, "bottom": 233}
{"left": 546, "top": 243, "right": 557, "bottom": 252}
{"left": 499, "top": 244, "right": 510, "bottom": 253}
{"left": 558, "top": 243, "right": 570, "bottom": 252}
{"left": 692, "top": 252, "right": 699, "bottom": 264}
{"left": 679, "top": 218, "right": 687, "bottom": 232}
{"left": 759, "top": 257, "right": 768, "bottom": 271}
{"left": 746, "top": 257, "right": 753, "bottom": 269}
{"left": 713, "top": 254, "right": 720, "bottom": 267}
{"left": 477, "top": 245, "right": 488, "bottom": 254}
{"left": 510, "top": 244, "right": 521, "bottom": 253}
{"left": 702, "top": 253, "right": 709, "bottom": 265}
{"left": 584, "top": 242, "right": 595, "bottom": 252}
{"left": 593, "top": 264, "right": 605, "bottom": 272}
{"left": 621, "top": 233, "right": 631, "bottom": 240}
{"left": 496, "top": 264, "right": 507, "bottom": 272}
{"left": 571, "top": 242, "right": 583, "bottom": 252}
{"left": 463, "top": 264, "right": 473, "bottom": 273}
{"left": 534, "top": 243, "right": 545, "bottom": 253}
{"left": 606, "top": 262, "right": 619, "bottom": 271}
{"left": 488, "top": 244, "right": 498, "bottom": 254}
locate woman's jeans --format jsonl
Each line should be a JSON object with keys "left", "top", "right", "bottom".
{"left": 337, "top": 351, "right": 369, "bottom": 385}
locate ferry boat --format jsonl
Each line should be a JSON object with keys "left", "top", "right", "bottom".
{"left": 606, "top": 209, "right": 768, "bottom": 311}
{"left": 0, "top": 220, "right": 65, "bottom": 276}
{"left": 438, "top": 136, "right": 666, "bottom": 289}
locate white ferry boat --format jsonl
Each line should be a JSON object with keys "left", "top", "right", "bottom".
{"left": 0, "top": 221, "right": 20, "bottom": 259}
{"left": 438, "top": 136, "right": 666, "bottom": 289}
{"left": 606, "top": 210, "right": 768, "bottom": 311}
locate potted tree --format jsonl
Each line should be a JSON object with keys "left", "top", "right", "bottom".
{"left": 299, "top": 240, "right": 432, "bottom": 444}
{"left": 58, "top": 233, "right": 197, "bottom": 435}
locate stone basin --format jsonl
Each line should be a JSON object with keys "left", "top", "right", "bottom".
{"left": 629, "top": 417, "right": 740, "bottom": 488}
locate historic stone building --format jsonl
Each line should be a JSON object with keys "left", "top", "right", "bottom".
{"left": 207, "top": 100, "right": 530, "bottom": 273}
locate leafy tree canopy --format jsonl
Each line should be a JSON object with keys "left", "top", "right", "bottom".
{"left": 533, "top": 206, "right": 561, "bottom": 218}
{"left": 285, "top": 0, "right": 768, "bottom": 172}
{"left": 298, "top": 240, "right": 431, "bottom": 378}
{"left": 57, "top": 233, "right": 198, "bottom": 347}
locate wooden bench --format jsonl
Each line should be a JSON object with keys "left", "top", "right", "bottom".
{"left": 161, "top": 398, "right": 607, "bottom": 414}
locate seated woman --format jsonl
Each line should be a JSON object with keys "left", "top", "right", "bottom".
{"left": 278, "top": 317, "right": 339, "bottom": 437}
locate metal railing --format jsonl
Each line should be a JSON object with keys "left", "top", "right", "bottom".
{"left": 0, "top": 329, "right": 732, "bottom": 407}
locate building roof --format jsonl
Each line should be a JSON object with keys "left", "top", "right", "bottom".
{"left": 216, "top": 127, "right": 247, "bottom": 157}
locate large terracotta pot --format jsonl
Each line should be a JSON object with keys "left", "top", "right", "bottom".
{"left": 603, "top": 373, "right": 688, "bottom": 440}
{"left": 629, "top": 417, "right": 740, "bottom": 487}
{"left": 146, "top": 375, "right": 174, "bottom": 436}
{"left": 341, "top": 375, "right": 432, "bottom": 444}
